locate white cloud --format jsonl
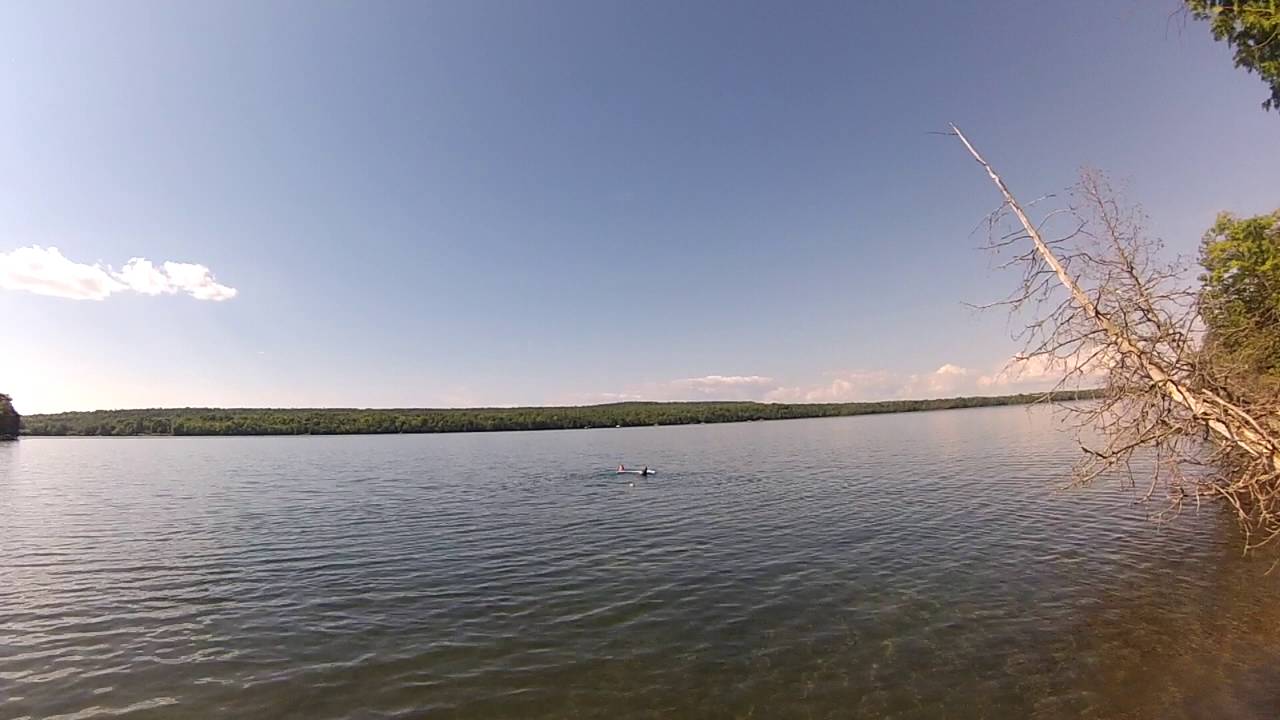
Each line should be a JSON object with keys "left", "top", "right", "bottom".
{"left": 115, "top": 258, "right": 172, "bottom": 295}
{"left": 0, "top": 245, "right": 124, "bottom": 300}
{"left": 571, "top": 351, "right": 1109, "bottom": 407}
{"left": 770, "top": 355, "right": 1104, "bottom": 405}
{"left": 561, "top": 375, "right": 776, "bottom": 404}
{"left": 900, "top": 363, "right": 973, "bottom": 398}
{"left": 672, "top": 375, "right": 774, "bottom": 394}
{"left": 762, "top": 365, "right": 980, "bottom": 403}
{"left": 679, "top": 375, "right": 774, "bottom": 386}
{"left": 665, "top": 375, "right": 775, "bottom": 401}
{"left": 594, "top": 355, "right": 1102, "bottom": 406}
{"left": 595, "top": 392, "right": 646, "bottom": 401}
{"left": 765, "top": 370, "right": 900, "bottom": 403}
{"left": 158, "top": 261, "right": 238, "bottom": 301}
{"left": 0, "top": 246, "right": 237, "bottom": 301}
{"left": 977, "top": 351, "right": 1105, "bottom": 389}
{"left": 934, "top": 363, "right": 967, "bottom": 376}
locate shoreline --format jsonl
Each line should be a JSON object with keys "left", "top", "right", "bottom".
{"left": 18, "top": 389, "right": 1100, "bottom": 438}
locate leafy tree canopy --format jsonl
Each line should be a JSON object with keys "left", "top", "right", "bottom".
{"left": 1188, "top": 1, "right": 1280, "bottom": 111}
{"left": 1200, "top": 209, "right": 1280, "bottom": 390}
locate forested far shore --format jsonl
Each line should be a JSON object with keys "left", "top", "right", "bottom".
{"left": 19, "top": 390, "right": 1101, "bottom": 437}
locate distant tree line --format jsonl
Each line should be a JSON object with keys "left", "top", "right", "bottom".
{"left": 17, "top": 390, "right": 1101, "bottom": 437}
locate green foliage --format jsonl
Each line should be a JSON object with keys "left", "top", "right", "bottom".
{"left": 18, "top": 391, "right": 1100, "bottom": 437}
{"left": 0, "top": 393, "right": 18, "bottom": 439}
{"left": 1188, "top": 1, "right": 1280, "bottom": 111}
{"left": 1200, "top": 209, "right": 1280, "bottom": 386}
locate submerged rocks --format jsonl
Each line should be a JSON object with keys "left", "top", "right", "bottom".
{"left": 0, "top": 394, "right": 19, "bottom": 439}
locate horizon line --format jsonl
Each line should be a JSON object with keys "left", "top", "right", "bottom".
{"left": 17, "top": 388, "right": 1100, "bottom": 417}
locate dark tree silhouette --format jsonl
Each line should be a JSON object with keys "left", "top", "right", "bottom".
{"left": 0, "top": 394, "right": 19, "bottom": 440}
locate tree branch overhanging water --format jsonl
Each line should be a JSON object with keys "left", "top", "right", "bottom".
{"left": 950, "top": 125, "right": 1280, "bottom": 549}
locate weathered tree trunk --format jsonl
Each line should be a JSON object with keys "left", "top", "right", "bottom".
{"left": 951, "top": 125, "right": 1280, "bottom": 545}
{"left": 952, "top": 126, "right": 1280, "bottom": 471}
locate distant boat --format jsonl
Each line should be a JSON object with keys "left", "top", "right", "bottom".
{"left": 617, "top": 465, "right": 655, "bottom": 476}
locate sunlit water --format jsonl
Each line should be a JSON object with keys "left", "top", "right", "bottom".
{"left": 3, "top": 405, "right": 1279, "bottom": 719}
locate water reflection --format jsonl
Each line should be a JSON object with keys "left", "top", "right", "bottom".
{"left": 1, "top": 406, "right": 1278, "bottom": 719}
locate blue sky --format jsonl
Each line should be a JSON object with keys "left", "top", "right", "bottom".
{"left": 2, "top": 1, "right": 1278, "bottom": 413}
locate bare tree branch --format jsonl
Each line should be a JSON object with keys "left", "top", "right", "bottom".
{"left": 951, "top": 125, "right": 1280, "bottom": 549}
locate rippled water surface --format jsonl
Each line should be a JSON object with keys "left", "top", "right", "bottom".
{"left": 3, "top": 405, "right": 1280, "bottom": 719}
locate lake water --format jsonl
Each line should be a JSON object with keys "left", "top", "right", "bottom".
{"left": 3, "top": 405, "right": 1279, "bottom": 719}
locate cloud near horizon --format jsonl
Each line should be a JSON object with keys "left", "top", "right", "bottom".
{"left": 976, "top": 351, "right": 1106, "bottom": 389}
{"left": 576, "top": 356, "right": 1104, "bottom": 406}
{"left": 672, "top": 375, "right": 774, "bottom": 394}
{"left": 0, "top": 246, "right": 237, "bottom": 301}
{"left": 764, "top": 364, "right": 979, "bottom": 403}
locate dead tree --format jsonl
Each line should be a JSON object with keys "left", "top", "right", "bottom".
{"left": 950, "top": 125, "right": 1280, "bottom": 548}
